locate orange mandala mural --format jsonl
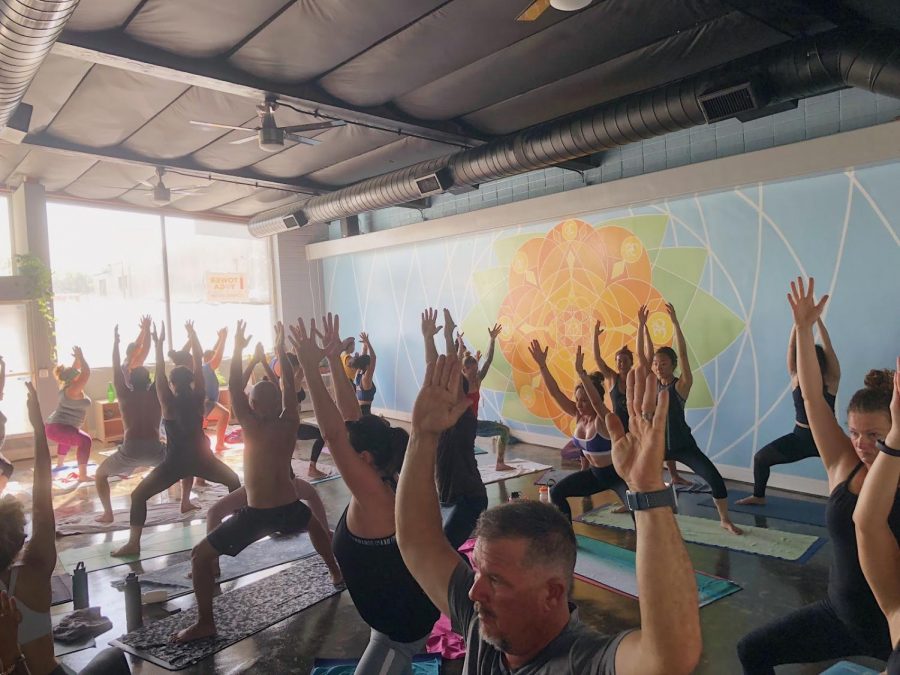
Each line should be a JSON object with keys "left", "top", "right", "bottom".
{"left": 496, "top": 219, "right": 673, "bottom": 436}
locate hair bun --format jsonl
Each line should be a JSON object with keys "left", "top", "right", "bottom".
{"left": 864, "top": 369, "right": 895, "bottom": 395}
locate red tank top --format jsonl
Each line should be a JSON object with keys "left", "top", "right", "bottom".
{"left": 466, "top": 391, "right": 480, "bottom": 416}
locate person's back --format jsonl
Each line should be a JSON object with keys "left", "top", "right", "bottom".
{"left": 239, "top": 382, "right": 297, "bottom": 509}
{"left": 119, "top": 377, "right": 161, "bottom": 443}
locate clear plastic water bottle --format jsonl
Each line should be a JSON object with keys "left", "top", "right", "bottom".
{"left": 538, "top": 486, "right": 550, "bottom": 504}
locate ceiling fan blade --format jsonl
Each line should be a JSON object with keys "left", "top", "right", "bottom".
{"left": 229, "top": 134, "right": 260, "bottom": 145}
{"left": 281, "top": 120, "right": 346, "bottom": 133}
{"left": 516, "top": 0, "right": 550, "bottom": 21}
{"left": 190, "top": 120, "right": 255, "bottom": 132}
{"left": 285, "top": 133, "right": 321, "bottom": 146}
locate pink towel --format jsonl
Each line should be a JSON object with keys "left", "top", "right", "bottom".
{"left": 426, "top": 539, "right": 477, "bottom": 660}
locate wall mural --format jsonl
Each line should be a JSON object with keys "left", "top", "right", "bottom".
{"left": 323, "top": 160, "right": 900, "bottom": 485}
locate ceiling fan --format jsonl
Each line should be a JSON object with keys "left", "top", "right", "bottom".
{"left": 516, "top": 0, "right": 591, "bottom": 22}
{"left": 190, "top": 96, "right": 346, "bottom": 152}
{"left": 134, "top": 167, "right": 207, "bottom": 205}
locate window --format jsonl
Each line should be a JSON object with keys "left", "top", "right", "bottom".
{"left": 47, "top": 203, "right": 166, "bottom": 365}
{"left": 0, "top": 304, "right": 31, "bottom": 436}
{"left": 165, "top": 216, "right": 274, "bottom": 352}
{"left": 0, "top": 195, "right": 11, "bottom": 275}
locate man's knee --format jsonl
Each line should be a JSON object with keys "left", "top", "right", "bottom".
{"left": 191, "top": 540, "right": 218, "bottom": 565}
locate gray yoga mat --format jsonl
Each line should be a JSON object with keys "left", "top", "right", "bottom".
{"left": 112, "top": 533, "right": 316, "bottom": 598}
{"left": 111, "top": 557, "right": 342, "bottom": 670}
{"left": 51, "top": 573, "right": 73, "bottom": 606}
{"left": 54, "top": 636, "right": 96, "bottom": 657}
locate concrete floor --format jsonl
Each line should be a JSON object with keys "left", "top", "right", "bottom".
{"left": 8, "top": 428, "right": 885, "bottom": 674}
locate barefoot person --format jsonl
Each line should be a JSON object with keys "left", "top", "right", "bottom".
{"left": 294, "top": 313, "right": 438, "bottom": 674}
{"left": 121, "top": 315, "right": 152, "bottom": 386}
{"left": 111, "top": 322, "right": 240, "bottom": 558}
{"left": 592, "top": 320, "right": 634, "bottom": 431}
{"left": 736, "top": 320, "right": 840, "bottom": 506}
{"left": 738, "top": 277, "right": 898, "bottom": 673}
{"left": 45, "top": 347, "right": 92, "bottom": 483}
{"left": 651, "top": 303, "right": 742, "bottom": 534}
{"left": 175, "top": 321, "right": 342, "bottom": 643}
{"left": 396, "top": 354, "right": 702, "bottom": 675}
{"left": 201, "top": 327, "right": 230, "bottom": 453}
{"left": 352, "top": 332, "right": 377, "bottom": 415}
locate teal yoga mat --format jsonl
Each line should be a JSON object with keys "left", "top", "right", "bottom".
{"left": 819, "top": 662, "right": 879, "bottom": 674}
{"left": 575, "top": 535, "right": 740, "bottom": 607}
{"left": 312, "top": 653, "right": 441, "bottom": 675}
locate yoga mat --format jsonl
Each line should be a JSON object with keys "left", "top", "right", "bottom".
{"left": 51, "top": 573, "right": 73, "bottom": 606}
{"left": 574, "top": 535, "right": 741, "bottom": 607}
{"left": 697, "top": 489, "right": 827, "bottom": 528}
{"left": 58, "top": 523, "right": 209, "bottom": 573}
{"left": 534, "top": 469, "right": 575, "bottom": 486}
{"left": 576, "top": 505, "right": 827, "bottom": 562}
{"left": 56, "top": 485, "right": 228, "bottom": 536}
{"left": 674, "top": 480, "right": 711, "bottom": 494}
{"left": 819, "top": 662, "right": 879, "bottom": 674}
{"left": 477, "top": 457, "right": 552, "bottom": 485}
{"left": 111, "top": 557, "right": 342, "bottom": 670}
{"left": 111, "top": 533, "right": 316, "bottom": 598}
{"left": 289, "top": 459, "right": 342, "bottom": 485}
{"left": 54, "top": 636, "right": 95, "bottom": 657}
{"left": 474, "top": 445, "right": 488, "bottom": 456}
{"left": 312, "top": 653, "right": 441, "bottom": 675}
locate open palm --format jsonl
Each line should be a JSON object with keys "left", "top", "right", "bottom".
{"left": 412, "top": 355, "right": 470, "bottom": 435}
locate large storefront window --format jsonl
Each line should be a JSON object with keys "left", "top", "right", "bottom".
{"left": 0, "top": 196, "right": 11, "bottom": 275}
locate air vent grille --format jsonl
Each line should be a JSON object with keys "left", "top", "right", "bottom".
{"left": 698, "top": 83, "right": 759, "bottom": 123}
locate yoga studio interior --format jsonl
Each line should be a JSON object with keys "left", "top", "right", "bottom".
{"left": 0, "top": 1, "right": 899, "bottom": 674}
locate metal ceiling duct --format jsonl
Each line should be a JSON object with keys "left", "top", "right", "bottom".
{"left": 0, "top": 0, "right": 82, "bottom": 128}
{"left": 249, "top": 28, "right": 900, "bottom": 237}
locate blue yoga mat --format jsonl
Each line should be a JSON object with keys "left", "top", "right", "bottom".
{"left": 574, "top": 535, "right": 741, "bottom": 607}
{"left": 698, "top": 489, "right": 827, "bottom": 528}
{"left": 312, "top": 653, "right": 441, "bottom": 674}
{"left": 819, "top": 661, "right": 879, "bottom": 674}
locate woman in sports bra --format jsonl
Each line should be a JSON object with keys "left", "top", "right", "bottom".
{"left": 736, "top": 321, "right": 840, "bottom": 505}
{"left": 351, "top": 332, "right": 377, "bottom": 415}
{"left": 738, "top": 277, "right": 900, "bottom": 673}
{"left": 0, "top": 383, "right": 59, "bottom": 675}
{"left": 293, "top": 314, "right": 438, "bottom": 674}
{"left": 528, "top": 339, "right": 627, "bottom": 521}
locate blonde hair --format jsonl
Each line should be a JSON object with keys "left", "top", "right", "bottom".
{"left": 0, "top": 495, "right": 26, "bottom": 572}
{"left": 53, "top": 365, "right": 78, "bottom": 387}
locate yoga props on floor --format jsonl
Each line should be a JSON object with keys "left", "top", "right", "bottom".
{"left": 477, "top": 456, "right": 552, "bottom": 485}
{"left": 51, "top": 573, "right": 73, "bottom": 605}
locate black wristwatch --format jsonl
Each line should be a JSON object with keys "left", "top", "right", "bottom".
{"left": 625, "top": 484, "right": 678, "bottom": 513}
{"left": 876, "top": 440, "right": 900, "bottom": 458}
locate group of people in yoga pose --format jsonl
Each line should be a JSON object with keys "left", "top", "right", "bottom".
{"left": 0, "top": 274, "right": 898, "bottom": 675}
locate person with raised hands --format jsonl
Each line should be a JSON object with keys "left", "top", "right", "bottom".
{"left": 200, "top": 326, "right": 230, "bottom": 453}
{"left": 174, "top": 321, "right": 341, "bottom": 643}
{"left": 350, "top": 331, "right": 378, "bottom": 415}
{"left": 111, "top": 322, "right": 240, "bottom": 558}
{"left": 396, "top": 353, "right": 701, "bottom": 674}
{"left": 593, "top": 319, "right": 635, "bottom": 432}
{"left": 291, "top": 313, "right": 438, "bottom": 674}
{"left": 121, "top": 315, "right": 152, "bottom": 386}
{"left": 854, "top": 360, "right": 900, "bottom": 675}
{"left": 738, "top": 277, "right": 898, "bottom": 673}
{"left": 45, "top": 346, "right": 92, "bottom": 482}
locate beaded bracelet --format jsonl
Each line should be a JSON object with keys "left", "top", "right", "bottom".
{"left": 876, "top": 440, "right": 900, "bottom": 458}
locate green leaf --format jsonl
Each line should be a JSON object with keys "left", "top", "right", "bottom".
{"left": 653, "top": 247, "right": 708, "bottom": 287}
{"left": 651, "top": 267, "right": 698, "bottom": 312}
{"left": 599, "top": 214, "right": 668, "bottom": 250}
{"left": 681, "top": 289, "right": 744, "bottom": 366}
{"left": 493, "top": 233, "right": 540, "bottom": 268}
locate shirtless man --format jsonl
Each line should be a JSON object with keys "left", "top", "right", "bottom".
{"left": 174, "top": 320, "right": 342, "bottom": 643}
{"left": 94, "top": 326, "right": 195, "bottom": 523}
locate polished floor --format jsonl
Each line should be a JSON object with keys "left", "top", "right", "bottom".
{"left": 7, "top": 425, "right": 885, "bottom": 674}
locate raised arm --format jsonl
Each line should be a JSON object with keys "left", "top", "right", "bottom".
{"left": 241, "top": 349, "right": 259, "bottom": 389}
{"left": 592, "top": 321, "right": 616, "bottom": 381}
{"left": 575, "top": 346, "right": 611, "bottom": 438}
{"left": 208, "top": 327, "right": 228, "bottom": 370}
{"left": 442, "top": 309, "right": 458, "bottom": 357}
{"left": 22, "top": 382, "right": 56, "bottom": 575}
{"left": 636, "top": 306, "right": 653, "bottom": 371}
{"left": 112, "top": 326, "right": 127, "bottom": 396}
{"left": 153, "top": 322, "right": 175, "bottom": 411}
{"left": 788, "top": 277, "right": 853, "bottom": 483}
{"left": 185, "top": 321, "right": 205, "bottom": 393}
{"left": 816, "top": 318, "right": 841, "bottom": 394}
{"left": 665, "top": 303, "right": 693, "bottom": 399}
{"left": 786, "top": 325, "right": 797, "bottom": 379}
{"left": 259, "top": 346, "right": 279, "bottom": 385}
{"left": 528, "top": 340, "right": 577, "bottom": 417}
{"left": 853, "top": 362, "right": 900, "bottom": 643}
{"left": 397, "top": 355, "right": 473, "bottom": 617}
{"left": 70, "top": 346, "right": 90, "bottom": 390}
{"left": 478, "top": 324, "right": 501, "bottom": 381}
{"left": 609, "top": 369, "right": 701, "bottom": 675}
{"left": 1, "top": 355, "right": 7, "bottom": 400}
{"left": 131, "top": 315, "right": 152, "bottom": 368}
{"left": 275, "top": 323, "right": 298, "bottom": 422}
{"left": 229, "top": 321, "right": 253, "bottom": 420}
{"left": 421, "top": 308, "right": 441, "bottom": 365}
{"left": 359, "top": 332, "right": 376, "bottom": 389}
{"left": 319, "top": 315, "right": 362, "bottom": 422}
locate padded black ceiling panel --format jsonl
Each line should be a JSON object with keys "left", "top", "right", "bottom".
{"left": 46, "top": 66, "right": 189, "bottom": 147}
{"left": 307, "top": 137, "right": 455, "bottom": 186}
{"left": 393, "top": 0, "right": 735, "bottom": 121}
{"left": 125, "top": 0, "right": 290, "bottom": 58}
{"left": 319, "top": 0, "right": 570, "bottom": 107}
{"left": 124, "top": 88, "right": 260, "bottom": 159}
{"left": 66, "top": 0, "right": 143, "bottom": 31}
{"left": 252, "top": 125, "right": 403, "bottom": 179}
{"left": 3, "top": 150, "right": 97, "bottom": 192}
{"left": 229, "top": 0, "right": 443, "bottom": 83}
{"left": 843, "top": 0, "right": 900, "bottom": 31}
{"left": 63, "top": 161, "right": 158, "bottom": 200}
{"left": 21, "top": 55, "right": 93, "bottom": 133}
{"left": 462, "top": 12, "right": 786, "bottom": 134}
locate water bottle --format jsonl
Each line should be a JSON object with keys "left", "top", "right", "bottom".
{"left": 538, "top": 486, "right": 550, "bottom": 504}
{"left": 124, "top": 572, "right": 143, "bottom": 632}
{"left": 508, "top": 491, "right": 522, "bottom": 502}
{"left": 72, "top": 562, "right": 89, "bottom": 609}
{"left": 106, "top": 382, "right": 115, "bottom": 403}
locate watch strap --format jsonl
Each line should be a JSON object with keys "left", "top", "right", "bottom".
{"left": 625, "top": 484, "right": 678, "bottom": 512}
{"left": 877, "top": 440, "right": 900, "bottom": 458}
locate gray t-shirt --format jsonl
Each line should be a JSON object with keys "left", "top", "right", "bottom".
{"left": 448, "top": 562, "right": 627, "bottom": 674}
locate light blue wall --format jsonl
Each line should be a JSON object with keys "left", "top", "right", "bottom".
{"left": 323, "top": 160, "right": 900, "bottom": 485}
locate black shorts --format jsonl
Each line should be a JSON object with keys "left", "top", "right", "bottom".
{"left": 207, "top": 500, "right": 312, "bottom": 557}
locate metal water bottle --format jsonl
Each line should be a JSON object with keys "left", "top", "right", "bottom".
{"left": 124, "top": 572, "right": 143, "bottom": 631}
{"left": 72, "top": 562, "right": 89, "bottom": 609}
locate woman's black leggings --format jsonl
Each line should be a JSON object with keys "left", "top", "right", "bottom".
{"left": 666, "top": 439, "right": 728, "bottom": 499}
{"left": 751, "top": 425, "right": 818, "bottom": 498}
{"left": 297, "top": 423, "right": 325, "bottom": 463}
{"left": 737, "top": 598, "right": 891, "bottom": 674}
{"left": 550, "top": 464, "right": 628, "bottom": 521}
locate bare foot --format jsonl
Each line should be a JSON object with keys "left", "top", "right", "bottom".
{"left": 307, "top": 466, "right": 332, "bottom": 480}
{"left": 111, "top": 542, "right": 141, "bottom": 557}
{"left": 181, "top": 500, "right": 201, "bottom": 514}
{"left": 173, "top": 621, "right": 216, "bottom": 643}
{"left": 669, "top": 475, "right": 693, "bottom": 487}
{"left": 612, "top": 504, "right": 629, "bottom": 514}
{"left": 735, "top": 495, "right": 766, "bottom": 506}
{"left": 195, "top": 478, "right": 208, "bottom": 487}
{"left": 721, "top": 521, "right": 743, "bottom": 536}
{"left": 214, "top": 445, "right": 226, "bottom": 454}
{"left": 94, "top": 512, "right": 115, "bottom": 524}
{"left": 329, "top": 569, "right": 344, "bottom": 587}
{"left": 495, "top": 463, "right": 515, "bottom": 471}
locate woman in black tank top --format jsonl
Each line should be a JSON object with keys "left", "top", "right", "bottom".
{"left": 591, "top": 320, "right": 633, "bottom": 431}
{"left": 738, "top": 278, "right": 899, "bottom": 673}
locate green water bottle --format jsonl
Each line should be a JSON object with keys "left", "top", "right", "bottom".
{"left": 107, "top": 381, "right": 115, "bottom": 403}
